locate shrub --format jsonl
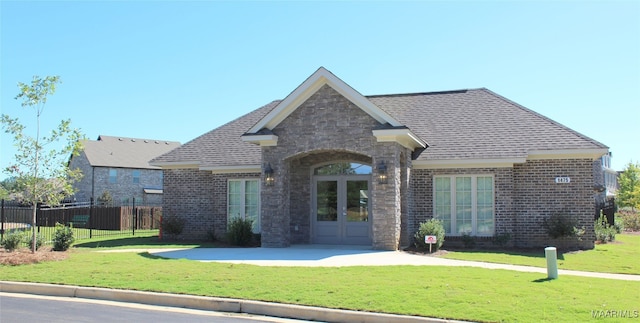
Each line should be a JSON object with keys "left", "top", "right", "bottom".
{"left": 1, "top": 231, "right": 24, "bottom": 252}
{"left": 461, "top": 233, "right": 476, "bottom": 249}
{"left": 28, "top": 233, "right": 44, "bottom": 251}
{"left": 542, "top": 213, "right": 584, "bottom": 240}
{"left": 594, "top": 213, "right": 616, "bottom": 243}
{"left": 492, "top": 232, "right": 511, "bottom": 247}
{"left": 162, "top": 216, "right": 186, "bottom": 240}
{"left": 618, "top": 210, "right": 640, "bottom": 232}
{"left": 226, "top": 217, "right": 254, "bottom": 246}
{"left": 52, "top": 223, "right": 74, "bottom": 251}
{"left": 414, "top": 218, "right": 445, "bottom": 251}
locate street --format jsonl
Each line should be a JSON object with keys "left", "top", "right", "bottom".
{"left": 0, "top": 293, "right": 313, "bottom": 323}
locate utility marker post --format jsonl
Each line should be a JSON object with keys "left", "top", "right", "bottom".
{"left": 545, "top": 246, "right": 558, "bottom": 279}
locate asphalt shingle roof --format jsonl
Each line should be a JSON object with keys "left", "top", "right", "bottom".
{"left": 368, "top": 88, "right": 607, "bottom": 161}
{"left": 151, "top": 101, "right": 280, "bottom": 167}
{"left": 82, "top": 135, "right": 181, "bottom": 169}
{"left": 151, "top": 89, "right": 607, "bottom": 168}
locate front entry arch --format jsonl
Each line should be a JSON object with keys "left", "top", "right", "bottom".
{"left": 312, "top": 162, "right": 372, "bottom": 245}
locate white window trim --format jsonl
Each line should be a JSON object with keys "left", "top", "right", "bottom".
{"left": 227, "top": 179, "right": 261, "bottom": 233}
{"left": 433, "top": 174, "right": 495, "bottom": 236}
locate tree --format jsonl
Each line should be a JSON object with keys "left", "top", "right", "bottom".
{"left": 617, "top": 162, "right": 640, "bottom": 211}
{"left": 1, "top": 75, "right": 84, "bottom": 253}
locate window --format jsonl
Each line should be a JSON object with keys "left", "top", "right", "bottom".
{"left": 228, "top": 179, "right": 260, "bottom": 233}
{"left": 132, "top": 170, "right": 141, "bottom": 184}
{"left": 314, "top": 162, "right": 372, "bottom": 175}
{"left": 109, "top": 169, "right": 117, "bottom": 183}
{"left": 434, "top": 175, "right": 494, "bottom": 236}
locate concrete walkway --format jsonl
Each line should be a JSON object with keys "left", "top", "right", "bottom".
{"left": 134, "top": 245, "right": 640, "bottom": 281}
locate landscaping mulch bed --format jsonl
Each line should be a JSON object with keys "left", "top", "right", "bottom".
{"left": 0, "top": 247, "right": 68, "bottom": 266}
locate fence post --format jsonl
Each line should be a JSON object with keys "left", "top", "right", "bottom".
{"left": 89, "top": 197, "right": 94, "bottom": 239}
{"left": 132, "top": 197, "right": 136, "bottom": 236}
{"left": 1, "top": 199, "right": 5, "bottom": 241}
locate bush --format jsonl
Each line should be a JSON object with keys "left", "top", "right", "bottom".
{"left": 162, "top": 216, "right": 186, "bottom": 240}
{"left": 461, "top": 233, "right": 476, "bottom": 249}
{"left": 29, "top": 233, "right": 44, "bottom": 251}
{"left": 414, "top": 218, "right": 445, "bottom": 251}
{"left": 618, "top": 210, "right": 640, "bottom": 232}
{"left": 226, "top": 217, "right": 254, "bottom": 246}
{"left": 542, "top": 213, "right": 584, "bottom": 240}
{"left": 1, "top": 231, "right": 24, "bottom": 252}
{"left": 594, "top": 213, "right": 616, "bottom": 243}
{"left": 52, "top": 223, "right": 74, "bottom": 251}
{"left": 492, "top": 232, "right": 511, "bottom": 247}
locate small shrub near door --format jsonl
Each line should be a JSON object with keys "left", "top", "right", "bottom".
{"left": 226, "top": 217, "right": 254, "bottom": 246}
{"left": 414, "top": 218, "right": 445, "bottom": 251}
{"left": 52, "top": 223, "right": 75, "bottom": 251}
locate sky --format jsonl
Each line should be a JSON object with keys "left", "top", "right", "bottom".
{"left": 1, "top": 1, "right": 638, "bottom": 180}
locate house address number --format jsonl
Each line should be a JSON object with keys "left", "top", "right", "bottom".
{"left": 555, "top": 177, "right": 571, "bottom": 183}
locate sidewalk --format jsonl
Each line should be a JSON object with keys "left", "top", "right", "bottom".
{"left": 141, "top": 245, "right": 640, "bottom": 281}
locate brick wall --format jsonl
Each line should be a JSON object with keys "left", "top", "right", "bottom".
{"left": 163, "top": 168, "right": 259, "bottom": 240}
{"left": 69, "top": 151, "right": 164, "bottom": 205}
{"left": 513, "top": 159, "right": 595, "bottom": 249}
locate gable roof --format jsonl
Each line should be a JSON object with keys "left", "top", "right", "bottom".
{"left": 242, "top": 67, "right": 426, "bottom": 150}
{"left": 152, "top": 69, "right": 608, "bottom": 171}
{"left": 247, "top": 67, "right": 403, "bottom": 133}
{"left": 81, "top": 135, "right": 181, "bottom": 169}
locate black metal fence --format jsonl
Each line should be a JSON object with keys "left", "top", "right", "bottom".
{"left": 0, "top": 198, "right": 160, "bottom": 247}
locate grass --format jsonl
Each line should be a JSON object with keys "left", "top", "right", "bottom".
{"left": 72, "top": 232, "right": 218, "bottom": 249}
{"left": 2, "top": 233, "right": 639, "bottom": 322}
{"left": 1, "top": 249, "right": 638, "bottom": 323}
{"left": 440, "top": 233, "right": 640, "bottom": 275}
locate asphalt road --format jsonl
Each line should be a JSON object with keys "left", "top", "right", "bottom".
{"left": 0, "top": 293, "right": 312, "bottom": 323}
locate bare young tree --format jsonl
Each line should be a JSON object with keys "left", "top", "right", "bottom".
{"left": 1, "top": 76, "right": 84, "bottom": 253}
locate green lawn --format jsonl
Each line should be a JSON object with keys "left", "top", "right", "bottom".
{"left": 1, "top": 249, "right": 638, "bottom": 323}
{"left": 440, "top": 233, "right": 640, "bottom": 275}
{"left": 72, "top": 231, "right": 217, "bottom": 249}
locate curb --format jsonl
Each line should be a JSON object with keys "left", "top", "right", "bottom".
{"left": 0, "top": 281, "right": 467, "bottom": 323}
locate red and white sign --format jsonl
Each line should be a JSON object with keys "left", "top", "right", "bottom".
{"left": 425, "top": 235, "right": 437, "bottom": 244}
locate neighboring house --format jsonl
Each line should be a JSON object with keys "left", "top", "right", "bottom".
{"left": 594, "top": 152, "right": 618, "bottom": 224}
{"left": 151, "top": 67, "right": 609, "bottom": 250}
{"left": 69, "top": 135, "right": 180, "bottom": 206}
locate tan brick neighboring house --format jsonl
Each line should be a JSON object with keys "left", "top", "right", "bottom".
{"left": 151, "top": 67, "right": 609, "bottom": 250}
{"left": 69, "top": 135, "right": 180, "bottom": 206}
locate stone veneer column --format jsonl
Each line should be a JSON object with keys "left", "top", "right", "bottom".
{"left": 260, "top": 158, "right": 291, "bottom": 247}
{"left": 371, "top": 144, "right": 403, "bottom": 250}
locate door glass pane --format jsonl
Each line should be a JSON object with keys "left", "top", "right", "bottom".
{"left": 317, "top": 181, "right": 337, "bottom": 221}
{"left": 346, "top": 180, "right": 368, "bottom": 222}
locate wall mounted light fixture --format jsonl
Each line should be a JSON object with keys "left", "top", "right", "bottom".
{"left": 377, "top": 160, "right": 388, "bottom": 185}
{"left": 264, "top": 163, "right": 274, "bottom": 186}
